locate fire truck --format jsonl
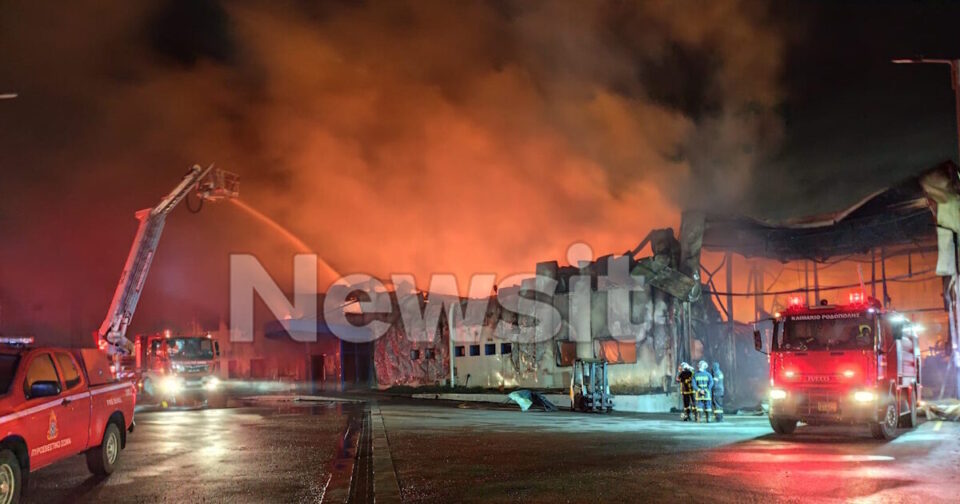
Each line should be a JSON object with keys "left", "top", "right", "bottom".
{"left": 129, "top": 331, "right": 223, "bottom": 406}
{"left": 96, "top": 165, "right": 236, "bottom": 405}
{"left": 97, "top": 165, "right": 238, "bottom": 360}
{"left": 754, "top": 292, "right": 921, "bottom": 439}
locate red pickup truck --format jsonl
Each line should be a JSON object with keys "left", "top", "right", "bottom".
{"left": 0, "top": 341, "right": 136, "bottom": 503}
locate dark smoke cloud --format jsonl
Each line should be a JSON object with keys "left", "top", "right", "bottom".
{"left": 0, "top": 0, "right": 783, "bottom": 342}
{"left": 148, "top": 0, "right": 236, "bottom": 66}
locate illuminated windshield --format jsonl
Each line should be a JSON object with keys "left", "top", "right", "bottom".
{"left": 166, "top": 338, "right": 215, "bottom": 360}
{"left": 780, "top": 313, "right": 875, "bottom": 351}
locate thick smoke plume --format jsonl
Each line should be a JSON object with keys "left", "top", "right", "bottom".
{"left": 0, "top": 0, "right": 782, "bottom": 340}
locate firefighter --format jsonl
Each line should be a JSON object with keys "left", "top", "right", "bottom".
{"left": 676, "top": 362, "right": 695, "bottom": 421}
{"left": 693, "top": 360, "right": 714, "bottom": 423}
{"left": 711, "top": 362, "right": 725, "bottom": 422}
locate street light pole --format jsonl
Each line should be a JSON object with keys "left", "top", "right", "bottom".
{"left": 893, "top": 57, "right": 960, "bottom": 399}
{"left": 448, "top": 302, "right": 457, "bottom": 388}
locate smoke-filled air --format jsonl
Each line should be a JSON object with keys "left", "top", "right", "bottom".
{"left": 0, "top": 0, "right": 782, "bottom": 341}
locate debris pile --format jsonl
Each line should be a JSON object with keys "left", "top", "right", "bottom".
{"left": 920, "top": 400, "right": 960, "bottom": 421}
{"left": 507, "top": 390, "right": 558, "bottom": 412}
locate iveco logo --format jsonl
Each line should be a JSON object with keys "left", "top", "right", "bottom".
{"left": 805, "top": 375, "right": 833, "bottom": 383}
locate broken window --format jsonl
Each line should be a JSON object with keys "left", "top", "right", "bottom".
{"left": 410, "top": 349, "right": 420, "bottom": 360}
{"left": 425, "top": 348, "right": 436, "bottom": 359}
{"left": 595, "top": 339, "right": 638, "bottom": 364}
{"left": 555, "top": 341, "right": 578, "bottom": 367}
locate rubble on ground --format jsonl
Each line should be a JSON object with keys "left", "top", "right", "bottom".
{"left": 507, "top": 390, "right": 558, "bottom": 412}
{"left": 920, "top": 399, "right": 960, "bottom": 421}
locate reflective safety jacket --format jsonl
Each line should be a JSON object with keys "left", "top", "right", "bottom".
{"left": 712, "top": 370, "right": 725, "bottom": 397}
{"left": 677, "top": 369, "right": 694, "bottom": 395}
{"left": 693, "top": 370, "right": 714, "bottom": 401}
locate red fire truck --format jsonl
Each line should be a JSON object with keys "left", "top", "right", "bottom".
{"left": 95, "top": 165, "right": 236, "bottom": 407}
{"left": 0, "top": 340, "right": 136, "bottom": 503}
{"left": 96, "top": 165, "right": 237, "bottom": 364}
{"left": 754, "top": 292, "right": 921, "bottom": 439}
{"left": 128, "top": 331, "right": 222, "bottom": 406}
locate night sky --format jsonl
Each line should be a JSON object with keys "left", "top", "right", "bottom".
{"left": 762, "top": 0, "right": 960, "bottom": 217}
{"left": 1, "top": 0, "right": 959, "bottom": 342}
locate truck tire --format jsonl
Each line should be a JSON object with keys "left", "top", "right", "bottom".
{"left": 0, "top": 449, "right": 22, "bottom": 504}
{"left": 86, "top": 422, "right": 121, "bottom": 476}
{"left": 769, "top": 416, "right": 797, "bottom": 434}
{"left": 871, "top": 402, "right": 898, "bottom": 440}
{"left": 899, "top": 389, "right": 918, "bottom": 429}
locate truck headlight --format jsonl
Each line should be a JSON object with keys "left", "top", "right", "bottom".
{"left": 770, "top": 389, "right": 787, "bottom": 400}
{"left": 853, "top": 391, "right": 875, "bottom": 402}
{"left": 172, "top": 363, "right": 185, "bottom": 373}
{"left": 159, "top": 376, "right": 184, "bottom": 395}
{"left": 204, "top": 377, "right": 220, "bottom": 391}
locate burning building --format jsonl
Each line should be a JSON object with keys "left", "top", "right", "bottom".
{"left": 216, "top": 161, "right": 960, "bottom": 412}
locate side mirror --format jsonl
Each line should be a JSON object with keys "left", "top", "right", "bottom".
{"left": 28, "top": 380, "right": 61, "bottom": 399}
{"left": 892, "top": 325, "right": 904, "bottom": 340}
{"left": 753, "top": 330, "right": 765, "bottom": 354}
{"left": 214, "top": 341, "right": 221, "bottom": 357}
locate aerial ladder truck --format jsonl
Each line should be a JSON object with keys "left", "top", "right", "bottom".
{"left": 97, "top": 165, "right": 238, "bottom": 397}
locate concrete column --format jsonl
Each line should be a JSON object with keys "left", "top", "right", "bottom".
{"left": 571, "top": 272, "right": 593, "bottom": 360}
{"left": 954, "top": 282, "right": 960, "bottom": 399}
{"left": 953, "top": 238, "right": 960, "bottom": 398}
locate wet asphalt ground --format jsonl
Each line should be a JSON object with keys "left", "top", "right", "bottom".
{"left": 385, "top": 402, "right": 960, "bottom": 503}
{"left": 25, "top": 397, "right": 960, "bottom": 503}
{"left": 26, "top": 401, "right": 354, "bottom": 503}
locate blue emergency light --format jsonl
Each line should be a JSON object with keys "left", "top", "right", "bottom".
{"left": 0, "top": 336, "right": 35, "bottom": 346}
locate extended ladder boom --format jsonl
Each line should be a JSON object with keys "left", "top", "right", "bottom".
{"left": 98, "top": 165, "right": 237, "bottom": 353}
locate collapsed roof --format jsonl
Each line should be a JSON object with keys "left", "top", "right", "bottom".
{"left": 685, "top": 161, "right": 960, "bottom": 264}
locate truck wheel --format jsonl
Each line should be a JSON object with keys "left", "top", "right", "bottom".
{"left": 900, "top": 389, "right": 917, "bottom": 429}
{"left": 871, "top": 402, "right": 898, "bottom": 440}
{"left": 86, "top": 423, "right": 121, "bottom": 476}
{"left": 769, "top": 416, "right": 797, "bottom": 434}
{"left": 0, "top": 449, "right": 22, "bottom": 504}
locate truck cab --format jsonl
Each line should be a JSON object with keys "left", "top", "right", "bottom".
{"left": 756, "top": 293, "right": 921, "bottom": 439}
{"left": 135, "top": 332, "right": 222, "bottom": 405}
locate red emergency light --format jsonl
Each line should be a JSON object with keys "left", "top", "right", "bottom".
{"left": 788, "top": 295, "right": 804, "bottom": 308}
{"left": 848, "top": 291, "right": 865, "bottom": 304}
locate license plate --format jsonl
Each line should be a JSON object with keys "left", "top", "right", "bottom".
{"left": 817, "top": 401, "right": 838, "bottom": 413}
